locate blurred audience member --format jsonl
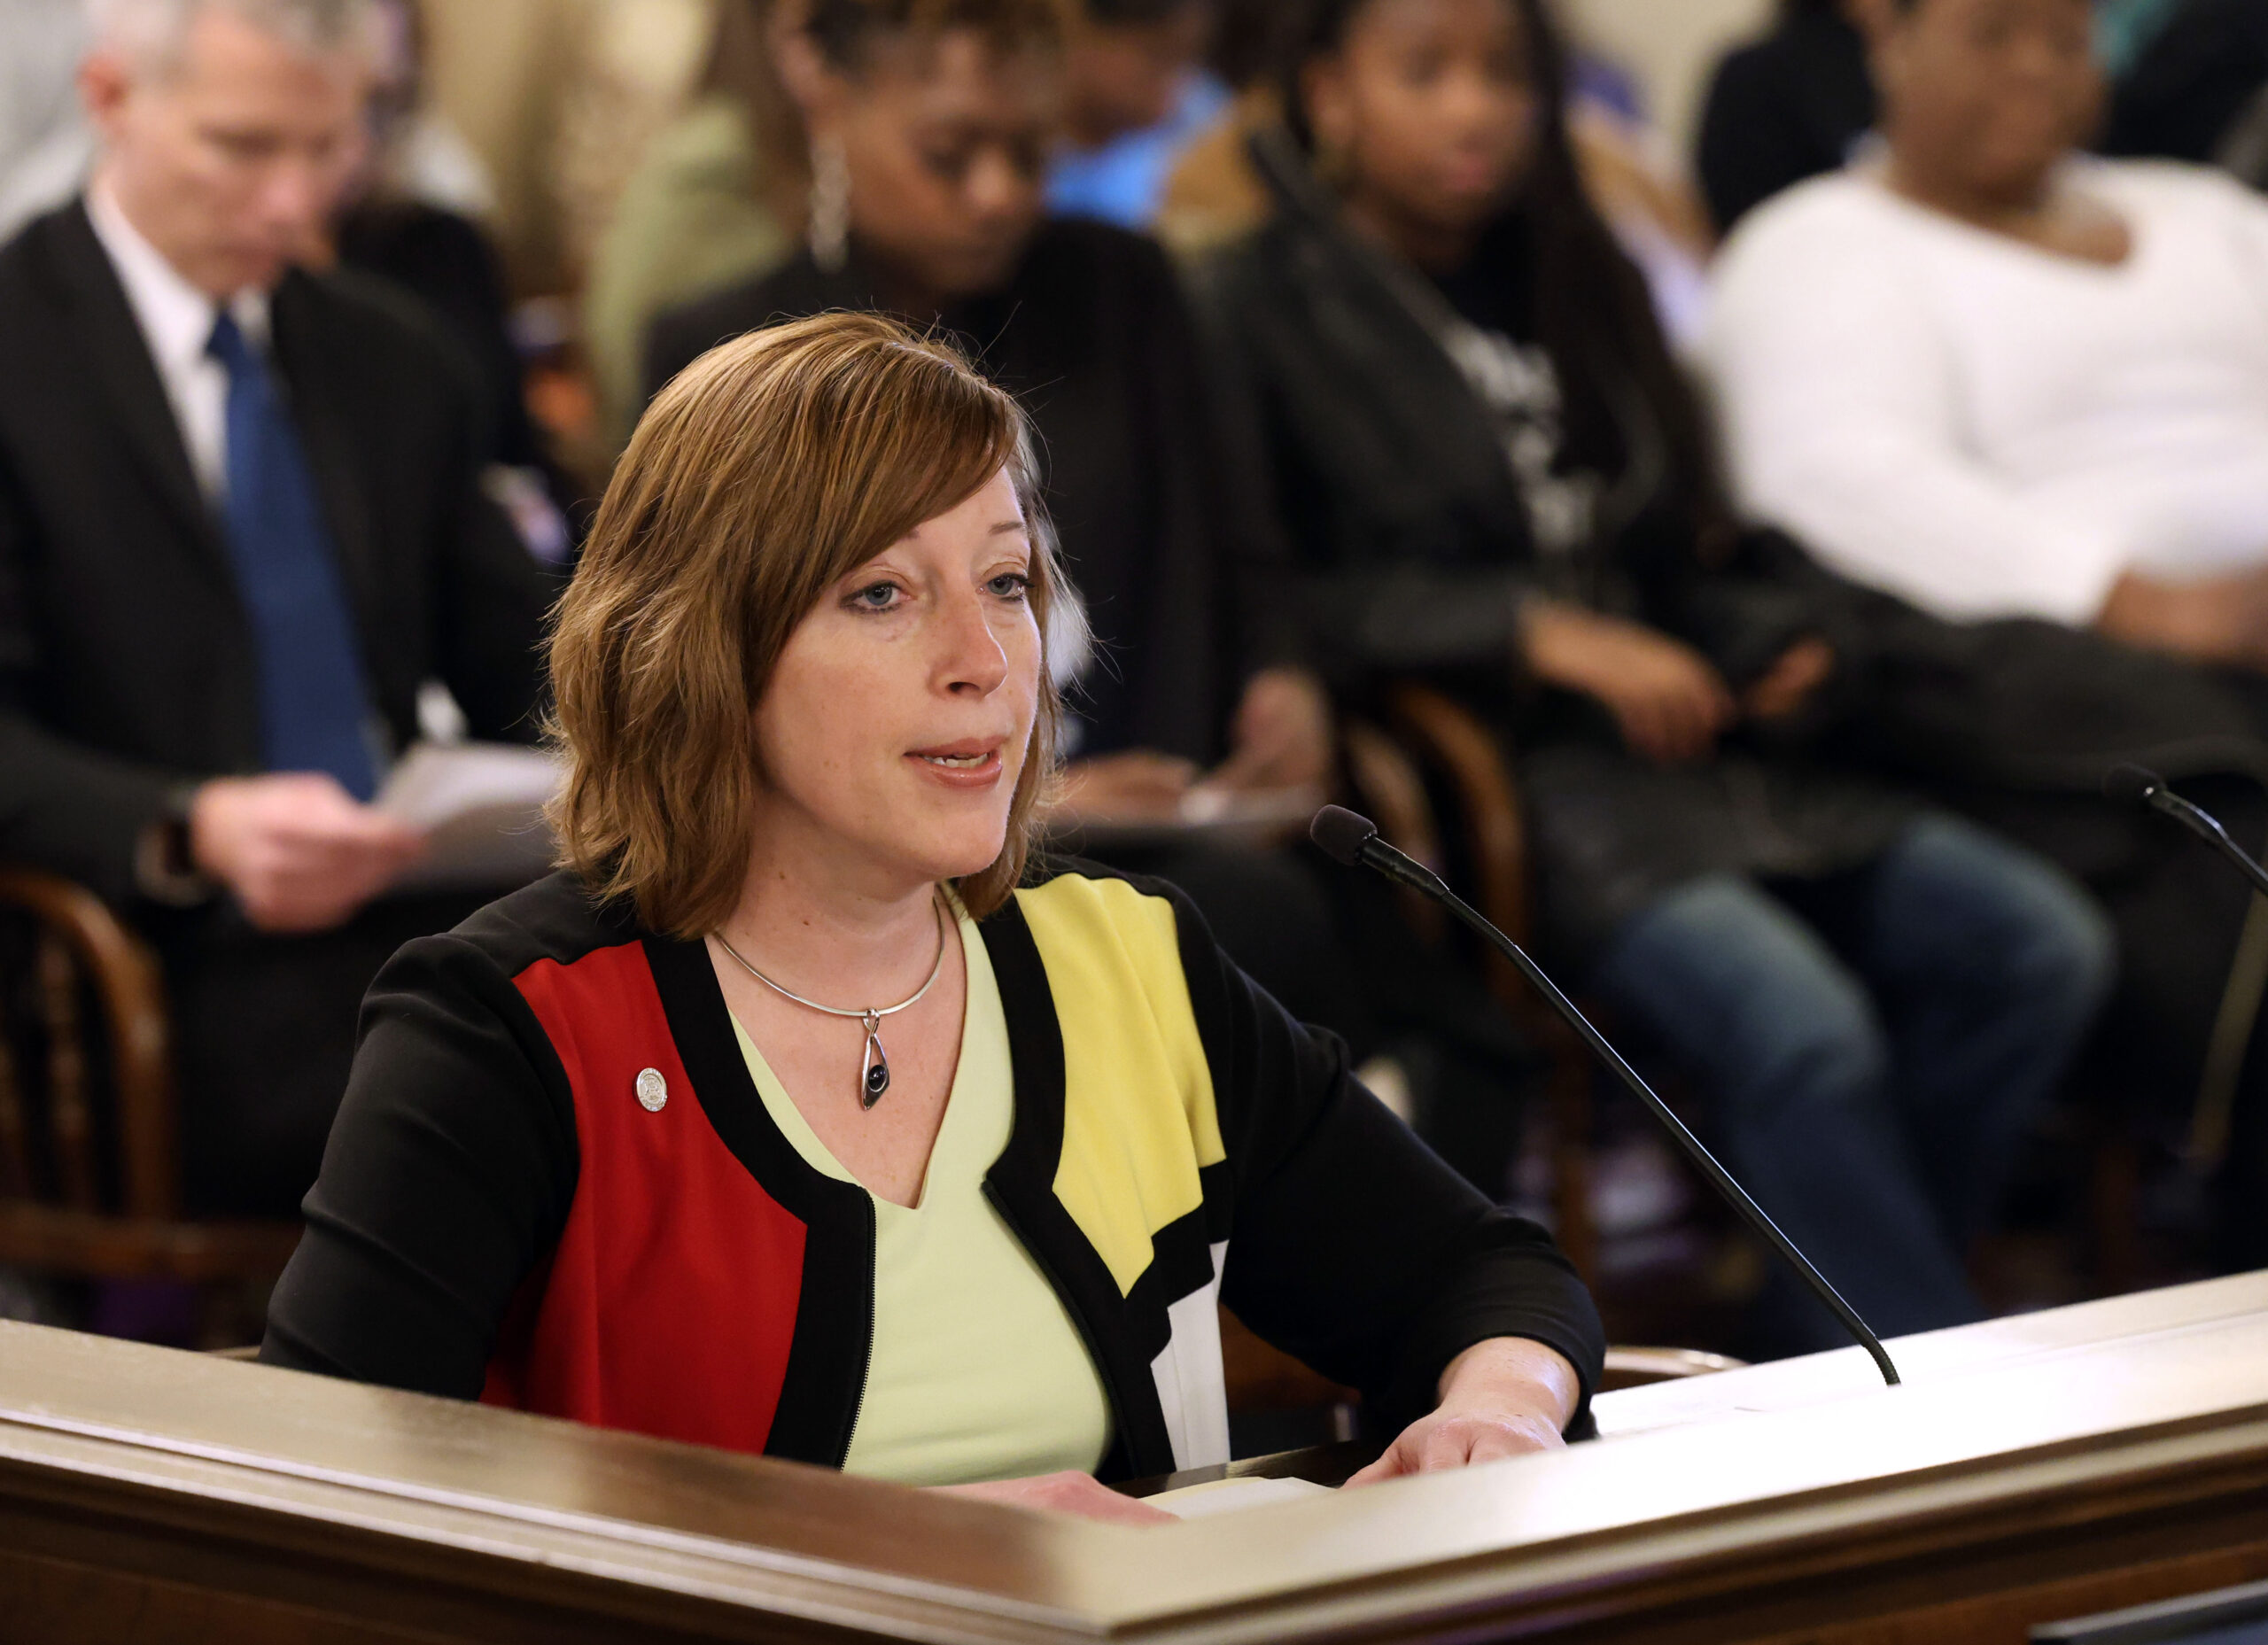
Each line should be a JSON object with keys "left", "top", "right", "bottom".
{"left": 1159, "top": 35, "right": 1713, "bottom": 338}
{"left": 1198, "top": 0, "right": 2112, "bottom": 1353}
{"left": 0, "top": 0, "right": 97, "bottom": 241}
{"left": 643, "top": 0, "right": 1363, "bottom": 1041}
{"left": 1695, "top": 0, "right": 1874, "bottom": 234}
{"left": 588, "top": 0, "right": 1221, "bottom": 440}
{"left": 583, "top": 0, "right": 806, "bottom": 445}
{"left": 333, "top": 0, "right": 572, "bottom": 561}
{"left": 1706, "top": 0, "right": 2268, "bottom": 663}
{"left": 1706, "top": 0, "right": 2268, "bottom": 1267}
{"left": 2101, "top": 0, "right": 2268, "bottom": 182}
{"left": 0, "top": 0, "right": 552, "bottom": 1215}
{"left": 1046, "top": 0, "right": 1225, "bottom": 229}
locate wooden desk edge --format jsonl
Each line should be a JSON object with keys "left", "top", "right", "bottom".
{"left": 1, "top": 1358, "right": 2265, "bottom": 1641}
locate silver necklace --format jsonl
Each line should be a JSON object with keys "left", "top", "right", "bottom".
{"left": 713, "top": 897, "right": 951, "bottom": 1110}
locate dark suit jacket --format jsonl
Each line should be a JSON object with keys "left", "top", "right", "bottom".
{"left": 0, "top": 198, "right": 552, "bottom": 908}
{"left": 0, "top": 199, "right": 555, "bottom": 1215}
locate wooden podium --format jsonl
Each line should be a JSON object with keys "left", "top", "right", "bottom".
{"left": 3, "top": 1274, "right": 2267, "bottom": 1642}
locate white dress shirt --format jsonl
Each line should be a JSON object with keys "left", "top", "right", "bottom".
{"left": 1702, "top": 159, "right": 2268, "bottom": 625}
{"left": 85, "top": 180, "right": 270, "bottom": 503}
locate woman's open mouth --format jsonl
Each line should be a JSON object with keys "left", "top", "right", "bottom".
{"left": 908, "top": 739, "right": 1008, "bottom": 785}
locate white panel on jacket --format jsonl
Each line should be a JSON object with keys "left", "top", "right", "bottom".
{"left": 1150, "top": 1241, "right": 1232, "bottom": 1472}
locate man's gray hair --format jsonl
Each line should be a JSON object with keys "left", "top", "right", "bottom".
{"left": 87, "top": 0, "right": 380, "bottom": 71}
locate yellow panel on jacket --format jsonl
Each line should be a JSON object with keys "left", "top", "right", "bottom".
{"left": 1014, "top": 873, "right": 1226, "bottom": 1297}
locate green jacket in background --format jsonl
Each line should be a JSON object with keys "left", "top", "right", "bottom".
{"left": 581, "top": 94, "right": 789, "bottom": 447}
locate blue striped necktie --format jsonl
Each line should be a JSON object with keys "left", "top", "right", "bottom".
{"left": 206, "top": 309, "right": 379, "bottom": 801}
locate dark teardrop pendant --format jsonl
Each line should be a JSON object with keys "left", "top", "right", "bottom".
{"left": 860, "top": 1018, "right": 890, "bottom": 1109}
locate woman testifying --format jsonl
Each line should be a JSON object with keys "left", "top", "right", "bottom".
{"left": 261, "top": 314, "right": 1603, "bottom": 1521}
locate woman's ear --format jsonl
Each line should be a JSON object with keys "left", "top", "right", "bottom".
{"left": 773, "top": 23, "right": 841, "bottom": 123}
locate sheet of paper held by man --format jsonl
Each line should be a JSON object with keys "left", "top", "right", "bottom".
{"left": 376, "top": 742, "right": 563, "bottom": 891}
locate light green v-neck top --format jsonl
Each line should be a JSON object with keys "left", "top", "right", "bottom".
{"left": 729, "top": 908, "right": 1113, "bottom": 1486}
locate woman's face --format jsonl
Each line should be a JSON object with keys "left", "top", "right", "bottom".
{"left": 1304, "top": 0, "right": 1540, "bottom": 241}
{"left": 752, "top": 468, "right": 1044, "bottom": 890}
{"left": 827, "top": 31, "right": 1061, "bottom": 301}
{"left": 1873, "top": 0, "right": 2101, "bottom": 205}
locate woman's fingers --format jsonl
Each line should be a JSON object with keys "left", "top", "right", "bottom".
{"left": 1346, "top": 1408, "right": 1568, "bottom": 1488}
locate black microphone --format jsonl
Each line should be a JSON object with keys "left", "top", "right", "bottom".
{"left": 2105, "top": 764, "right": 2268, "bottom": 899}
{"left": 1309, "top": 804, "right": 1902, "bottom": 1387}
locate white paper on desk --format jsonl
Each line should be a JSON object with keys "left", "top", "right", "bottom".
{"left": 1147, "top": 1476, "right": 1332, "bottom": 1519}
{"left": 376, "top": 741, "right": 563, "bottom": 892}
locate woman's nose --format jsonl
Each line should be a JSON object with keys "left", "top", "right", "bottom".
{"left": 963, "top": 151, "right": 1036, "bottom": 223}
{"left": 936, "top": 587, "right": 1011, "bottom": 694}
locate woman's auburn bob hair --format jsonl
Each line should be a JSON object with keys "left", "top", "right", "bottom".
{"left": 547, "top": 311, "right": 1076, "bottom": 938}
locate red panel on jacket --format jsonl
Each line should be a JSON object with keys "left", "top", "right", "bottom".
{"left": 481, "top": 940, "right": 807, "bottom": 1454}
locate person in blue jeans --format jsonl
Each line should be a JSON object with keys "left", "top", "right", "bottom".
{"left": 1194, "top": 0, "right": 2115, "bottom": 1355}
{"left": 1594, "top": 817, "right": 2109, "bottom": 1350}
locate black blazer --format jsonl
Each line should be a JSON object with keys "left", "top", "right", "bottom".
{"left": 0, "top": 200, "right": 553, "bottom": 906}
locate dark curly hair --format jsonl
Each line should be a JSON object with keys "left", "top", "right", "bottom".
{"left": 804, "top": 0, "right": 1073, "bottom": 70}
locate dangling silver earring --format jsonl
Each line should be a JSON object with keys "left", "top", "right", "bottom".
{"left": 808, "top": 133, "right": 850, "bottom": 274}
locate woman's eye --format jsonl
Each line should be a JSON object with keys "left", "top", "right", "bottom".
{"left": 987, "top": 571, "right": 1032, "bottom": 601}
{"left": 850, "top": 581, "right": 903, "bottom": 611}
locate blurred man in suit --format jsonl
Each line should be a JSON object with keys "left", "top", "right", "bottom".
{"left": 0, "top": 0, "right": 552, "bottom": 1215}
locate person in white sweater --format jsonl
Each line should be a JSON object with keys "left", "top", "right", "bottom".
{"left": 1703, "top": 0, "right": 2268, "bottom": 671}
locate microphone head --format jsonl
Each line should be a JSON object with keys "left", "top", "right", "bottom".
{"left": 1309, "top": 805, "right": 1379, "bottom": 867}
{"left": 2104, "top": 764, "right": 2165, "bottom": 806}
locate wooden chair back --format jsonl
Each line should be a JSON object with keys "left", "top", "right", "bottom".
{"left": 1340, "top": 684, "right": 1600, "bottom": 1279}
{"left": 0, "top": 869, "right": 299, "bottom": 1285}
{"left": 0, "top": 871, "right": 176, "bottom": 1222}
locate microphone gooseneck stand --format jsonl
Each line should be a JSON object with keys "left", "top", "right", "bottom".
{"left": 2105, "top": 764, "right": 2268, "bottom": 898}
{"left": 2103, "top": 764, "right": 2268, "bottom": 1171}
{"left": 1309, "top": 804, "right": 1902, "bottom": 1388}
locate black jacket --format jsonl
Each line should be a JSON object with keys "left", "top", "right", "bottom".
{"left": 1192, "top": 136, "right": 1911, "bottom": 960}
{"left": 0, "top": 199, "right": 552, "bottom": 906}
{"left": 643, "top": 218, "right": 1301, "bottom": 764}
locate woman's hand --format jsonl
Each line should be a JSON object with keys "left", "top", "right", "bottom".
{"left": 1741, "top": 636, "right": 1836, "bottom": 723}
{"left": 1519, "top": 602, "right": 1734, "bottom": 765}
{"left": 1345, "top": 1337, "right": 1579, "bottom": 1487}
{"left": 1212, "top": 667, "right": 1334, "bottom": 792}
{"left": 1054, "top": 750, "right": 1200, "bottom": 825}
{"left": 2098, "top": 566, "right": 2268, "bottom": 671}
{"left": 932, "top": 1470, "right": 1177, "bottom": 1525}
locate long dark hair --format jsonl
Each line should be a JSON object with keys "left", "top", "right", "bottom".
{"left": 1276, "top": 0, "right": 1733, "bottom": 552}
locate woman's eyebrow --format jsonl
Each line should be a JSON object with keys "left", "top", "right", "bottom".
{"left": 990, "top": 519, "right": 1028, "bottom": 536}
